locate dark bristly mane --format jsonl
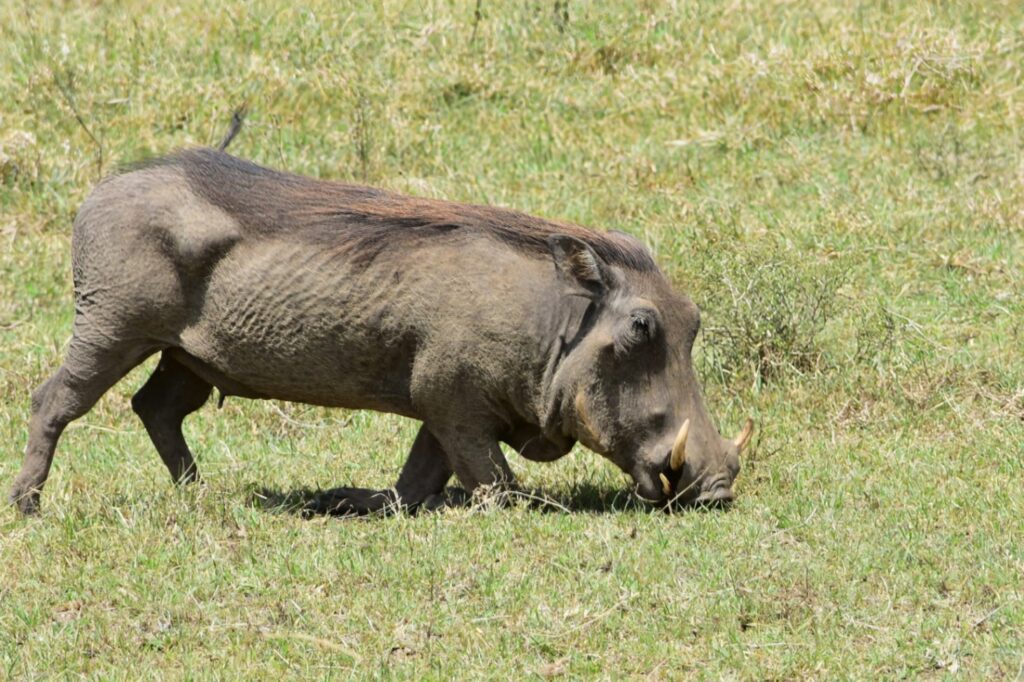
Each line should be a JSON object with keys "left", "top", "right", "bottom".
{"left": 163, "top": 148, "right": 658, "bottom": 271}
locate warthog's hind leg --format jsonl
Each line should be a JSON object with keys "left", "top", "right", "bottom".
{"left": 304, "top": 424, "right": 454, "bottom": 516}
{"left": 131, "top": 352, "right": 212, "bottom": 484}
{"left": 10, "top": 338, "right": 154, "bottom": 514}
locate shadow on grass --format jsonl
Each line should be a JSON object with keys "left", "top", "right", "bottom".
{"left": 248, "top": 483, "right": 694, "bottom": 518}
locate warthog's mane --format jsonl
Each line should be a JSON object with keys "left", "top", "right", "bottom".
{"left": 143, "top": 149, "right": 659, "bottom": 271}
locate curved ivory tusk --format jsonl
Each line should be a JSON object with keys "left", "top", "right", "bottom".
{"left": 734, "top": 418, "right": 755, "bottom": 453}
{"left": 670, "top": 419, "right": 690, "bottom": 471}
{"left": 659, "top": 473, "right": 672, "bottom": 497}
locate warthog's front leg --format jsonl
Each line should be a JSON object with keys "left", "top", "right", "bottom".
{"left": 305, "top": 424, "right": 454, "bottom": 516}
{"left": 432, "top": 424, "right": 518, "bottom": 498}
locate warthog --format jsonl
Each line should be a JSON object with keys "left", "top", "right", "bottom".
{"left": 10, "top": 131, "right": 753, "bottom": 515}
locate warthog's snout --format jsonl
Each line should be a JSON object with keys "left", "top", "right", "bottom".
{"left": 644, "top": 417, "right": 753, "bottom": 510}
{"left": 692, "top": 476, "right": 735, "bottom": 508}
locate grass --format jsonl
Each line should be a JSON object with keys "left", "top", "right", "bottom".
{"left": 1, "top": 0, "right": 1022, "bottom": 677}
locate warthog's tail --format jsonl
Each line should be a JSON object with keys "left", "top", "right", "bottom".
{"left": 217, "top": 105, "right": 247, "bottom": 151}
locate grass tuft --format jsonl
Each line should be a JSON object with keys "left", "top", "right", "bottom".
{"left": 698, "top": 248, "right": 848, "bottom": 385}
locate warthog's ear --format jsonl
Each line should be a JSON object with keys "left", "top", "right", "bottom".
{"left": 548, "top": 235, "right": 609, "bottom": 295}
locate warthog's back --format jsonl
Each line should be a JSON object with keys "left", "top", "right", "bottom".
{"left": 167, "top": 149, "right": 657, "bottom": 271}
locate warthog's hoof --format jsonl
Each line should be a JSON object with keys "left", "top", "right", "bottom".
{"left": 9, "top": 486, "right": 41, "bottom": 515}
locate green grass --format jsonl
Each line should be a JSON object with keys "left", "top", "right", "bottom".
{"left": 2, "top": 0, "right": 1022, "bottom": 677}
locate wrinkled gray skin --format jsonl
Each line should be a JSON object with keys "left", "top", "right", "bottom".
{"left": 10, "top": 150, "right": 744, "bottom": 515}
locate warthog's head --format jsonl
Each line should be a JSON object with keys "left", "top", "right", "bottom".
{"left": 548, "top": 235, "right": 753, "bottom": 508}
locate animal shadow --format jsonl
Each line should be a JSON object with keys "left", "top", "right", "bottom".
{"left": 249, "top": 482, "right": 650, "bottom": 518}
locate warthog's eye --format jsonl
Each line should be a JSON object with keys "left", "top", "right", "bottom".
{"left": 626, "top": 309, "right": 657, "bottom": 346}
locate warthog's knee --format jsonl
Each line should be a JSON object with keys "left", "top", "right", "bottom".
{"left": 29, "top": 373, "right": 60, "bottom": 415}
{"left": 130, "top": 381, "right": 167, "bottom": 422}
{"left": 130, "top": 389, "right": 152, "bottom": 419}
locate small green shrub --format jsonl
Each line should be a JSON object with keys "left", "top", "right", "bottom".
{"left": 696, "top": 250, "right": 847, "bottom": 385}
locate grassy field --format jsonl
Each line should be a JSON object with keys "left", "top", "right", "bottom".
{"left": 2, "top": 0, "right": 1023, "bottom": 677}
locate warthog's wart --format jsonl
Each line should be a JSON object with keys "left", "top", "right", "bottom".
{"left": 11, "top": 137, "right": 752, "bottom": 515}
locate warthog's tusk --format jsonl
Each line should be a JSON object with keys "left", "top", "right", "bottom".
{"left": 659, "top": 473, "right": 672, "bottom": 497}
{"left": 734, "top": 418, "right": 754, "bottom": 453}
{"left": 670, "top": 419, "right": 690, "bottom": 471}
